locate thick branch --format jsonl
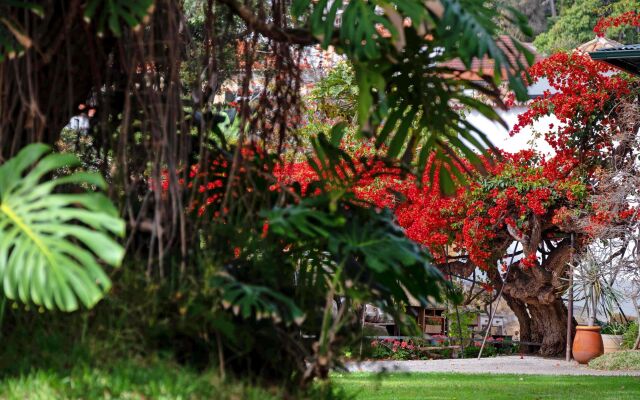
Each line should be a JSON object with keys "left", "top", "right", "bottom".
{"left": 218, "top": 0, "right": 320, "bottom": 46}
{"left": 542, "top": 238, "right": 573, "bottom": 290}
{"left": 438, "top": 260, "right": 476, "bottom": 278}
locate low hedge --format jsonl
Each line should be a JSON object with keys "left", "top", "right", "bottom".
{"left": 589, "top": 350, "right": 640, "bottom": 371}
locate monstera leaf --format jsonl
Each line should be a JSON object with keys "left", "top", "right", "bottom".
{"left": 0, "top": 144, "right": 125, "bottom": 311}
{"left": 214, "top": 275, "right": 306, "bottom": 326}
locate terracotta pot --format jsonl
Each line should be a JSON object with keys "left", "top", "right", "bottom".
{"left": 602, "top": 334, "right": 624, "bottom": 354}
{"left": 572, "top": 325, "right": 604, "bottom": 364}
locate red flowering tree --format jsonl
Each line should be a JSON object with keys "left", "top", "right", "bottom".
{"left": 407, "top": 48, "right": 638, "bottom": 355}
{"left": 594, "top": 11, "right": 640, "bottom": 38}
{"left": 270, "top": 49, "right": 638, "bottom": 356}
{"left": 403, "top": 50, "right": 637, "bottom": 355}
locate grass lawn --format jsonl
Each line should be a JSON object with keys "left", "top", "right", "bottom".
{"left": 0, "top": 358, "right": 279, "bottom": 400}
{"left": 334, "top": 372, "right": 640, "bottom": 400}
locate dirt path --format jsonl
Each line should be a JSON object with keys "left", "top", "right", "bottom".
{"left": 345, "top": 355, "right": 640, "bottom": 376}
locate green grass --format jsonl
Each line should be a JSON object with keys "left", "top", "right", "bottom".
{"left": 0, "top": 358, "right": 280, "bottom": 400}
{"left": 4, "top": 361, "right": 640, "bottom": 400}
{"left": 333, "top": 372, "right": 640, "bottom": 400}
{"left": 590, "top": 350, "right": 640, "bottom": 371}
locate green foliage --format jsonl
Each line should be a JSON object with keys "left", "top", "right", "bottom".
{"left": 83, "top": 0, "right": 154, "bottom": 36}
{"left": 622, "top": 321, "right": 638, "bottom": 349}
{"left": 266, "top": 201, "right": 445, "bottom": 307}
{"left": 215, "top": 275, "right": 305, "bottom": 326}
{"left": 601, "top": 321, "right": 627, "bottom": 335}
{"left": 335, "top": 372, "right": 640, "bottom": 399}
{"left": 367, "top": 338, "right": 458, "bottom": 360}
{"left": 0, "top": 144, "right": 125, "bottom": 311}
{"left": 172, "top": 129, "right": 458, "bottom": 387}
{"left": 0, "top": 358, "right": 280, "bottom": 400}
{"left": 573, "top": 249, "right": 624, "bottom": 325}
{"left": 445, "top": 309, "right": 479, "bottom": 341}
{"left": 0, "top": 1, "right": 543, "bottom": 392}
{"left": 534, "top": 0, "right": 603, "bottom": 53}
{"left": 0, "top": 1, "right": 43, "bottom": 61}
{"left": 534, "top": 0, "right": 640, "bottom": 54}
{"left": 310, "top": 61, "right": 358, "bottom": 120}
{"left": 0, "top": 1, "right": 154, "bottom": 62}
{"left": 292, "top": 0, "right": 534, "bottom": 187}
{"left": 462, "top": 344, "right": 498, "bottom": 358}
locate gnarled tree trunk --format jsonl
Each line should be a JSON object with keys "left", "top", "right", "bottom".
{"left": 445, "top": 234, "right": 579, "bottom": 356}
{"left": 528, "top": 299, "right": 573, "bottom": 356}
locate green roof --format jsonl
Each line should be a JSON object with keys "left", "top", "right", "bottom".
{"left": 589, "top": 44, "right": 640, "bottom": 76}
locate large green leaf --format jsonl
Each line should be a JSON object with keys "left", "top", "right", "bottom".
{"left": 214, "top": 275, "right": 306, "bottom": 326}
{"left": 266, "top": 197, "right": 451, "bottom": 309}
{"left": 0, "top": 144, "right": 125, "bottom": 311}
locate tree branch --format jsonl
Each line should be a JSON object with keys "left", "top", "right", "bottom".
{"left": 218, "top": 0, "right": 320, "bottom": 46}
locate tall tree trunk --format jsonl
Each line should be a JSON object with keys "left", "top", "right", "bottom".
{"left": 502, "top": 293, "right": 535, "bottom": 353}
{"left": 528, "top": 298, "right": 575, "bottom": 356}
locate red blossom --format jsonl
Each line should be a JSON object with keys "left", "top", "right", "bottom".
{"left": 594, "top": 11, "right": 640, "bottom": 37}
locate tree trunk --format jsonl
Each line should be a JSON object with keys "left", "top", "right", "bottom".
{"left": 473, "top": 237, "right": 576, "bottom": 356}
{"left": 528, "top": 298, "right": 575, "bottom": 356}
{"left": 502, "top": 293, "right": 534, "bottom": 353}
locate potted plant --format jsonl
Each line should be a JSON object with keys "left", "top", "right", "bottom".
{"left": 601, "top": 322, "right": 626, "bottom": 353}
{"left": 571, "top": 251, "right": 621, "bottom": 363}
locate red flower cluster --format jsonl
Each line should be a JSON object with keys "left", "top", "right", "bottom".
{"left": 272, "top": 147, "right": 589, "bottom": 269}
{"left": 373, "top": 338, "right": 416, "bottom": 352}
{"left": 511, "top": 52, "right": 630, "bottom": 158}
{"left": 594, "top": 11, "right": 640, "bottom": 37}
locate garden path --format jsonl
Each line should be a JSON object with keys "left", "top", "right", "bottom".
{"left": 345, "top": 355, "right": 640, "bottom": 376}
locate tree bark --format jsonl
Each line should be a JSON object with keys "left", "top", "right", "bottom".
{"left": 632, "top": 295, "right": 640, "bottom": 350}
{"left": 502, "top": 292, "right": 534, "bottom": 353}
{"left": 528, "top": 299, "right": 575, "bottom": 356}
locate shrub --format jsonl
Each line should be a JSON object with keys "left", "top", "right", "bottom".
{"left": 445, "top": 309, "right": 478, "bottom": 343}
{"left": 370, "top": 338, "right": 420, "bottom": 360}
{"left": 463, "top": 345, "right": 498, "bottom": 358}
{"left": 622, "top": 321, "right": 639, "bottom": 349}
{"left": 589, "top": 350, "right": 640, "bottom": 371}
{"left": 368, "top": 338, "right": 457, "bottom": 360}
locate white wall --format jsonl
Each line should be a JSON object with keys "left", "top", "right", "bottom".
{"left": 466, "top": 106, "right": 557, "bottom": 156}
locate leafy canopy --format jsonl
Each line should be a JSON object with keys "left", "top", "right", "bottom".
{"left": 290, "top": 0, "right": 535, "bottom": 191}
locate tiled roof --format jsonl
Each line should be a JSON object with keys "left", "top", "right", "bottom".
{"left": 440, "top": 35, "right": 543, "bottom": 81}
{"left": 575, "top": 37, "right": 623, "bottom": 53}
